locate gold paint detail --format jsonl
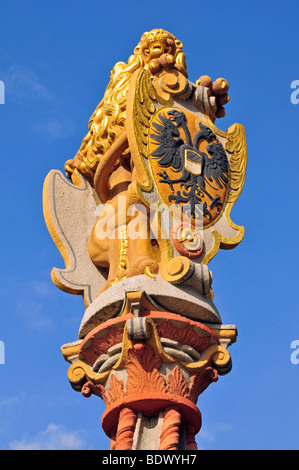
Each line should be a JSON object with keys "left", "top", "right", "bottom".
{"left": 136, "top": 29, "right": 187, "bottom": 77}
{"left": 119, "top": 318, "right": 233, "bottom": 374}
{"left": 70, "top": 168, "right": 84, "bottom": 187}
{"left": 120, "top": 291, "right": 162, "bottom": 316}
{"left": 132, "top": 69, "right": 157, "bottom": 163}
{"left": 112, "top": 318, "right": 176, "bottom": 372}
{"left": 178, "top": 344, "right": 232, "bottom": 374}
{"left": 144, "top": 265, "right": 157, "bottom": 279}
{"left": 125, "top": 68, "right": 158, "bottom": 196}
{"left": 210, "top": 328, "right": 237, "bottom": 345}
{"left": 109, "top": 275, "right": 127, "bottom": 288}
{"left": 67, "top": 360, "right": 110, "bottom": 388}
{"left": 153, "top": 69, "right": 190, "bottom": 104}
{"left": 207, "top": 289, "right": 214, "bottom": 301}
{"left": 64, "top": 59, "right": 141, "bottom": 181}
{"left": 126, "top": 76, "right": 178, "bottom": 276}
{"left": 61, "top": 343, "right": 81, "bottom": 362}
{"left": 118, "top": 225, "right": 129, "bottom": 269}
{"left": 160, "top": 255, "right": 192, "bottom": 285}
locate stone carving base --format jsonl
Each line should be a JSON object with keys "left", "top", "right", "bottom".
{"left": 78, "top": 275, "right": 221, "bottom": 338}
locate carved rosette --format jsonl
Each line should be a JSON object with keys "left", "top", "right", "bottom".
{"left": 62, "top": 309, "right": 236, "bottom": 450}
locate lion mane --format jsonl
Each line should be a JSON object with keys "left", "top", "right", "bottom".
{"left": 65, "top": 29, "right": 187, "bottom": 184}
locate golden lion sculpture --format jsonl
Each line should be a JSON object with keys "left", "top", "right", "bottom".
{"left": 63, "top": 29, "right": 241, "bottom": 294}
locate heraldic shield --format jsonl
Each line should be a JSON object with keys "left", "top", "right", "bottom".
{"left": 126, "top": 67, "right": 247, "bottom": 274}
{"left": 148, "top": 107, "right": 228, "bottom": 226}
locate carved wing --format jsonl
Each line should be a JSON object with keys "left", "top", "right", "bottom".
{"left": 43, "top": 170, "right": 106, "bottom": 307}
{"left": 203, "top": 116, "right": 247, "bottom": 207}
{"left": 199, "top": 115, "right": 247, "bottom": 263}
{"left": 126, "top": 68, "right": 158, "bottom": 191}
{"left": 150, "top": 112, "right": 184, "bottom": 171}
{"left": 225, "top": 122, "right": 247, "bottom": 205}
{"left": 204, "top": 141, "right": 229, "bottom": 188}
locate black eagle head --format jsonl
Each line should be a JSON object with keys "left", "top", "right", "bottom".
{"left": 198, "top": 122, "right": 216, "bottom": 142}
{"left": 167, "top": 109, "right": 187, "bottom": 127}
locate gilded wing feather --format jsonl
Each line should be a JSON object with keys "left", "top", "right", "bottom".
{"left": 126, "top": 67, "right": 164, "bottom": 193}
{"left": 133, "top": 69, "right": 157, "bottom": 159}
{"left": 225, "top": 123, "right": 247, "bottom": 205}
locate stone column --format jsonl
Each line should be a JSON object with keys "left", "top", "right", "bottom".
{"left": 43, "top": 28, "right": 246, "bottom": 452}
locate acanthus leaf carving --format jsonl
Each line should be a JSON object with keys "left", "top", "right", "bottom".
{"left": 107, "top": 373, "right": 126, "bottom": 404}
{"left": 82, "top": 340, "right": 219, "bottom": 408}
{"left": 125, "top": 343, "right": 165, "bottom": 396}
{"left": 166, "top": 365, "right": 188, "bottom": 398}
{"left": 188, "top": 367, "right": 218, "bottom": 403}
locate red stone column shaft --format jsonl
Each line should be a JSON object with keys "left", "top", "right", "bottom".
{"left": 114, "top": 407, "right": 137, "bottom": 450}
{"left": 158, "top": 407, "right": 182, "bottom": 450}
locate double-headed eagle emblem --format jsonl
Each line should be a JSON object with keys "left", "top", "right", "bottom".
{"left": 150, "top": 109, "right": 228, "bottom": 222}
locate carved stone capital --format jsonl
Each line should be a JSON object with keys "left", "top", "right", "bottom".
{"left": 61, "top": 309, "right": 236, "bottom": 449}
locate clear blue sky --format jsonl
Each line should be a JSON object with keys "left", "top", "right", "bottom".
{"left": 0, "top": 0, "right": 298, "bottom": 450}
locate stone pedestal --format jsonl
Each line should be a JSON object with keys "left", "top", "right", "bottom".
{"left": 61, "top": 291, "right": 236, "bottom": 450}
